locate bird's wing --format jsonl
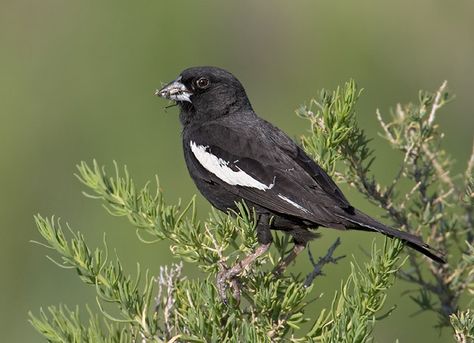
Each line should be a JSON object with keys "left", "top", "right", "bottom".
{"left": 185, "top": 119, "right": 352, "bottom": 226}
{"left": 265, "top": 120, "right": 352, "bottom": 210}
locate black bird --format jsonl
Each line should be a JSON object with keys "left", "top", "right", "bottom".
{"left": 156, "top": 66, "right": 445, "bottom": 300}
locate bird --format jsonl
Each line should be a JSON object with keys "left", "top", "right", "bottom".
{"left": 155, "top": 66, "right": 446, "bottom": 301}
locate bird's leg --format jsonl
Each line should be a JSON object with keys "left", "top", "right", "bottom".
{"left": 273, "top": 243, "right": 306, "bottom": 276}
{"left": 217, "top": 214, "right": 273, "bottom": 304}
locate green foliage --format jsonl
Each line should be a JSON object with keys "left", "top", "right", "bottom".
{"left": 299, "top": 80, "right": 474, "bottom": 325}
{"left": 297, "top": 80, "right": 372, "bottom": 178}
{"left": 31, "top": 81, "right": 473, "bottom": 342}
{"left": 33, "top": 216, "right": 158, "bottom": 340}
{"left": 450, "top": 310, "right": 474, "bottom": 343}
{"left": 306, "top": 240, "right": 404, "bottom": 343}
{"left": 29, "top": 306, "right": 132, "bottom": 343}
{"left": 30, "top": 200, "right": 318, "bottom": 342}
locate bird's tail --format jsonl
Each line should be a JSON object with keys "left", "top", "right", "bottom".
{"left": 337, "top": 209, "right": 446, "bottom": 264}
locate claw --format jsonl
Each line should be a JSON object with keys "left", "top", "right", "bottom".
{"left": 216, "top": 268, "right": 242, "bottom": 304}
{"left": 215, "top": 243, "right": 272, "bottom": 304}
{"left": 216, "top": 269, "right": 230, "bottom": 304}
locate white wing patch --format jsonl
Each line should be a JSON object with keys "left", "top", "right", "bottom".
{"left": 190, "top": 141, "right": 275, "bottom": 191}
{"left": 278, "top": 194, "right": 310, "bottom": 213}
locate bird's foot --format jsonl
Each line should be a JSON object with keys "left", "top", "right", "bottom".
{"left": 216, "top": 268, "right": 241, "bottom": 305}
{"left": 216, "top": 242, "right": 272, "bottom": 304}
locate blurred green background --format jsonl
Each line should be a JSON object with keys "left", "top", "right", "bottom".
{"left": 1, "top": 0, "right": 473, "bottom": 341}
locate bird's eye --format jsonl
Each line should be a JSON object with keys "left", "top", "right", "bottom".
{"left": 196, "top": 77, "right": 210, "bottom": 89}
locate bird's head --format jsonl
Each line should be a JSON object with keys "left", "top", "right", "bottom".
{"left": 156, "top": 66, "right": 253, "bottom": 124}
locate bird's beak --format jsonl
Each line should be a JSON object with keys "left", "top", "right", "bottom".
{"left": 155, "top": 77, "right": 192, "bottom": 103}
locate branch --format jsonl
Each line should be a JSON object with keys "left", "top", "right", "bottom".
{"left": 427, "top": 80, "right": 448, "bottom": 127}
{"left": 154, "top": 263, "right": 183, "bottom": 340}
{"left": 304, "top": 238, "right": 345, "bottom": 287}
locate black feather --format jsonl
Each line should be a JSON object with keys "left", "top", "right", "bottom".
{"left": 336, "top": 209, "right": 446, "bottom": 264}
{"left": 157, "top": 66, "right": 446, "bottom": 265}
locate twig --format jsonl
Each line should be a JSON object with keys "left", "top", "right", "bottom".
{"left": 154, "top": 263, "right": 183, "bottom": 339}
{"left": 376, "top": 109, "right": 396, "bottom": 144}
{"left": 205, "top": 223, "right": 225, "bottom": 262}
{"left": 385, "top": 142, "right": 416, "bottom": 200}
{"left": 422, "top": 143, "right": 454, "bottom": 189}
{"left": 427, "top": 81, "right": 448, "bottom": 127}
{"left": 304, "top": 238, "right": 345, "bottom": 287}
